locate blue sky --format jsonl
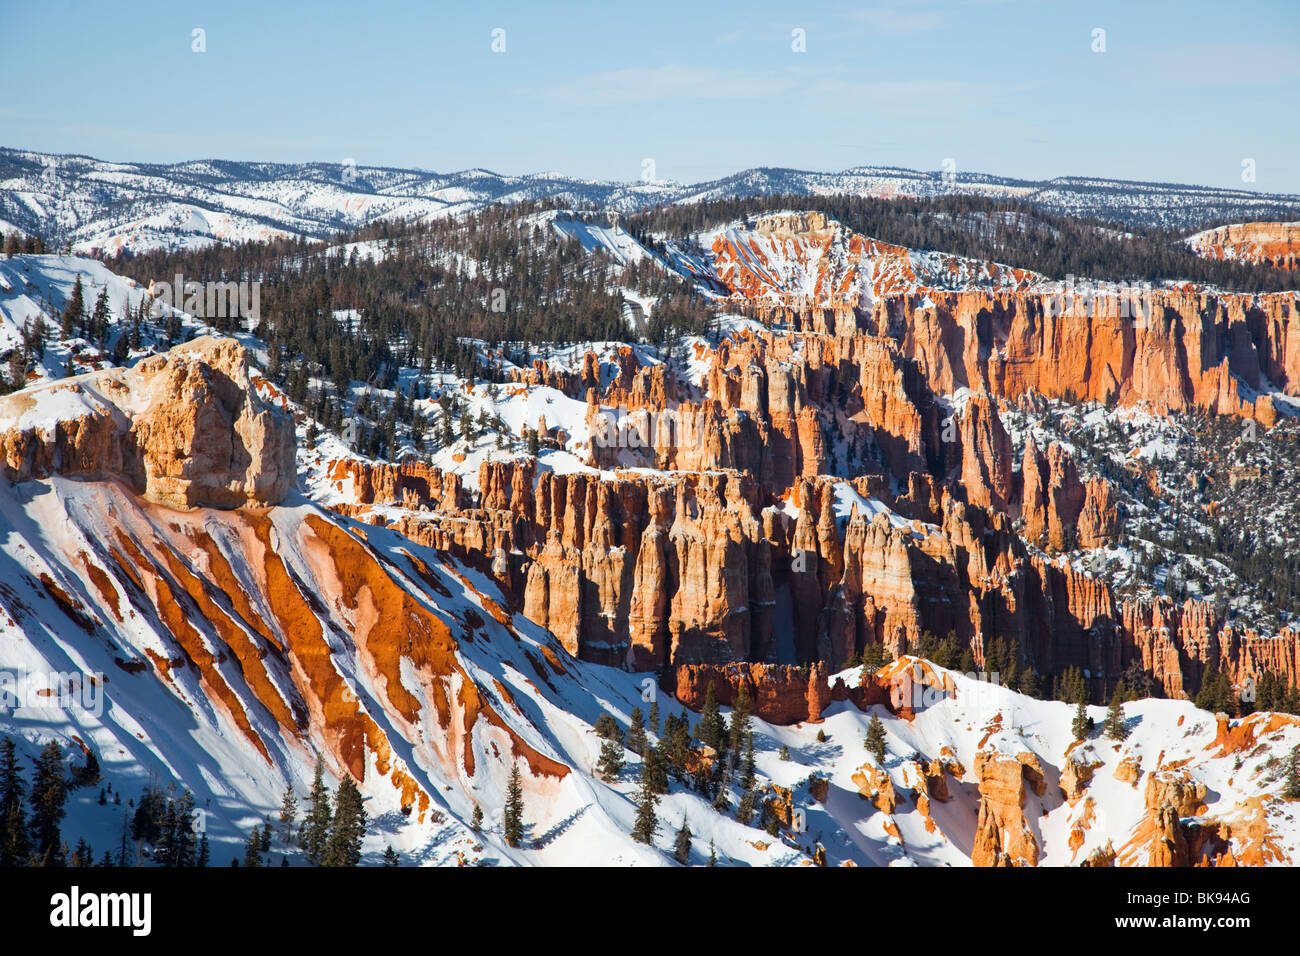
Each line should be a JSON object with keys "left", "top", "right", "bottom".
{"left": 2, "top": 0, "right": 1296, "bottom": 191}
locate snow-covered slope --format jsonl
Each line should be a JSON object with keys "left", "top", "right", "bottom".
{"left": 6, "top": 147, "right": 1300, "bottom": 255}
{"left": 0, "top": 471, "right": 1294, "bottom": 868}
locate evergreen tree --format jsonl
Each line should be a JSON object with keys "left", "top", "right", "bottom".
{"left": 322, "top": 776, "right": 367, "bottom": 867}
{"left": 61, "top": 276, "right": 84, "bottom": 340}
{"left": 29, "top": 740, "right": 67, "bottom": 866}
{"left": 471, "top": 804, "right": 483, "bottom": 831}
{"left": 644, "top": 745, "right": 669, "bottom": 795}
{"left": 736, "top": 786, "right": 756, "bottom": 826}
{"left": 627, "top": 707, "right": 647, "bottom": 756}
{"left": 278, "top": 782, "right": 297, "bottom": 845}
{"left": 302, "top": 758, "right": 332, "bottom": 865}
{"left": 596, "top": 737, "right": 624, "bottom": 781}
{"left": 89, "top": 289, "right": 110, "bottom": 343}
{"left": 708, "top": 840, "right": 717, "bottom": 866}
{"left": 1072, "top": 700, "right": 1091, "bottom": 741}
{"left": 672, "top": 817, "right": 692, "bottom": 864}
{"left": 1104, "top": 685, "right": 1130, "bottom": 740}
{"left": 648, "top": 700, "right": 660, "bottom": 736}
{"left": 1003, "top": 639, "right": 1021, "bottom": 690}
{"left": 728, "top": 684, "right": 752, "bottom": 755}
{"left": 173, "top": 791, "right": 197, "bottom": 866}
{"left": 1284, "top": 746, "right": 1300, "bottom": 800}
{"left": 631, "top": 763, "right": 659, "bottom": 845}
{"left": 383, "top": 846, "right": 400, "bottom": 867}
{"left": 865, "top": 714, "right": 887, "bottom": 765}
{"left": 196, "top": 833, "right": 210, "bottom": 868}
{"left": 0, "top": 737, "right": 30, "bottom": 867}
{"left": 243, "top": 830, "right": 263, "bottom": 868}
{"left": 593, "top": 712, "right": 622, "bottom": 741}
{"left": 860, "top": 641, "right": 887, "bottom": 675}
{"left": 71, "top": 837, "right": 93, "bottom": 867}
{"left": 503, "top": 763, "right": 525, "bottom": 848}
{"left": 697, "top": 682, "right": 725, "bottom": 754}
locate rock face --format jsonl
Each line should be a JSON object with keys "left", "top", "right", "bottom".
{"left": 972, "top": 748, "right": 1043, "bottom": 867}
{"left": 333, "top": 452, "right": 1294, "bottom": 706}
{"left": 305, "top": 214, "right": 1297, "bottom": 703}
{"left": 1187, "top": 221, "right": 1300, "bottom": 271}
{"left": 0, "top": 336, "right": 295, "bottom": 510}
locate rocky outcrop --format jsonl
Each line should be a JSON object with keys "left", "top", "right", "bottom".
{"left": 669, "top": 662, "right": 833, "bottom": 724}
{"left": 1188, "top": 221, "right": 1300, "bottom": 271}
{"left": 971, "top": 749, "right": 1042, "bottom": 867}
{"left": 852, "top": 762, "right": 897, "bottom": 813}
{"left": 327, "top": 458, "right": 465, "bottom": 511}
{"left": 0, "top": 336, "right": 295, "bottom": 509}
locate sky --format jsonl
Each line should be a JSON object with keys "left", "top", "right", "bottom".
{"left": 1, "top": 0, "right": 1297, "bottom": 192}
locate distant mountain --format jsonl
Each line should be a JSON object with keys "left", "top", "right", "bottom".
{"left": 3, "top": 147, "right": 1300, "bottom": 255}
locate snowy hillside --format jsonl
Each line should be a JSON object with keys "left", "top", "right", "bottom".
{"left": 1, "top": 469, "right": 1295, "bottom": 867}
{"left": 6, "top": 147, "right": 1300, "bottom": 256}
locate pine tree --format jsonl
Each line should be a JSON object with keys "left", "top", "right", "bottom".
{"left": 736, "top": 786, "right": 756, "bottom": 826}
{"left": 708, "top": 840, "right": 717, "bottom": 866}
{"left": 597, "top": 737, "right": 624, "bottom": 781}
{"left": 593, "top": 712, "right": 622, "bottom": 741}
{"left": 61, "top": 276, "right": 84, "bottom": 340}
{"left": 1281, "top": 746, "right": 1300, "bottom": 800}
{"left": 383, "top": 846, "right": 400, "bottom": 867}
{"left": 322, "top": 776, "right": 367, "bottom": 867}
{"left": 673, "top": 817, "right": 692, "bottom": 864}
{"left": 503, "top": 763, "right": 525, "bottom": 848}
{"left": 648, "top": 700, "right": 660, "bottom": 736}
{"left": 0, "top": 737, "right": 30, "bottom": 867}
{"left": 1072, "top": 700, "right": 1090, "bottom": 741}
{"left": 860, "top": 641, "right": 887, "bottom": 675}
{"left": 471, "top": 804, "right": 483, "bottom": 831}
{"left": 627, "top": 707, "right": 647, "bottom": 755}
{"left": 644, "top": 745, "right": 669, "bottom": 795}
{"left": 698, "top": 682, "right": 724, "bottom": 753}
{"left": 71, "top": 837, "right": 93, "bottom": 867}
{"left": 90, "top": 289, "right": 110, "bottom": 343}
{"left": 29, "top": 740, "right": 67, "bottom": 866}
{"left": 302, "top": 758, "right": 332, "bottom": 865}
{"left": 1104, "top": 686, "right": 1129, "bottom": 740}
{"left": 173, "top": 791, "right": 197, "bottom": 866}
{"left": 728, "top": 684, "right": 752, "bottom": 755}
{"left": 243, "top": 830, "right": 263, "bottom": 867}
{"left": 865, "top": 714, "right": 887, "bottom": 765}
{"left": 278, "top": 782, "right": 297, "bottom": 845}
{"left": 631, "top": 764, "right": 659, "bottom": 845}
{"left": 196, "top": 833, "right": 210, "bottom": 868}
{"left": 1003, "top": 639, "right": 1021, "bottom": 689}
{"left": 260, "top": 818, "right": 272, "bottom": 853}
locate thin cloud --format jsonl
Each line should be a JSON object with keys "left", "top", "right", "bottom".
{"left": 847, "top": 2, "right": 946, "bottom": 34}
{"left": 536, "top": 64, "right": 793, "bottom": 106}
